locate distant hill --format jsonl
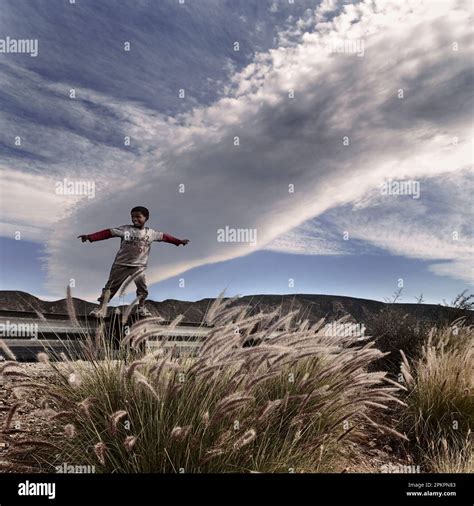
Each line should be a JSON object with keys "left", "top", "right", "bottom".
{"left": 0, "top": 290, "right": 471, "bottom": 326}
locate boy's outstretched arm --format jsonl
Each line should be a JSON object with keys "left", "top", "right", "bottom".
{"left": 161, "top": 233, "right": 189, "bottom": 246}
{"left": 77, "top": 229, "right": 113, "bottom": 243}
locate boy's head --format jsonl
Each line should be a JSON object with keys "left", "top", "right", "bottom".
{"left": 131, "top": 206, "right": 149, "bottom": 228}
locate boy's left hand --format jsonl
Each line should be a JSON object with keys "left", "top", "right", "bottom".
{"left": 180, "top": 239, "right": 190, "bottom": 246}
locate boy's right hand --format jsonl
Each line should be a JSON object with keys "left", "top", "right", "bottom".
{"left": 77, "top": 235, "right": 90, "bottom": 242}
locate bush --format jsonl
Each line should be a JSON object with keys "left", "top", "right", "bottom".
{"left": 366, "top": 304, "right": 432, "bottom": 375}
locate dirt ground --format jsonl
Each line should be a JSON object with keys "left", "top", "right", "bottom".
{"left": 0, "top": 363, "right": 67, "bottom": 473}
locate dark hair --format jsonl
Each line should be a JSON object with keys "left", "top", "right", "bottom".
{"left": 131, "top": 206, "right": 149, "bottom": 219}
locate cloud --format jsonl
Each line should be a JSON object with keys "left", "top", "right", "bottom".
{"left": 0, "top": 167, "right": 76, "bottom": 241}
{"left": 1, "top": 0, "right": 472, "bottom": 298}
{"left": 267, "top": 169, "right": 474, "bottom": 284}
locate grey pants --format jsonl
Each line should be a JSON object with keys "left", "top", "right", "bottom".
{"left": 98, "top": 264, "right": 148, "bottom": 304}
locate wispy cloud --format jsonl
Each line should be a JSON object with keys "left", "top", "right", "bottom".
{"left": 0, "top": 0, "right": 472, "bottom": 298}
{"left": 268, "top": 170, "right": 473, "bottom": 284}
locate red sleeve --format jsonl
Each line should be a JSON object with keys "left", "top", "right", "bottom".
{"left": 88, "top": 229, "right": 113, "bottom": 242}
{"left": 162, "top": 233, "right": 183, "bottom": 246}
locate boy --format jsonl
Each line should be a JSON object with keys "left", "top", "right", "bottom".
{"left": 78, "top": 206, "right": 189, "bottom": 318}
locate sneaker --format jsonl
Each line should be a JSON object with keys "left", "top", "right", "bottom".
{"left": 90, "top": 306, "right": 106, "bottom": 318}
{"left": 136, "top": 306, "right": 152, "bottom": 317}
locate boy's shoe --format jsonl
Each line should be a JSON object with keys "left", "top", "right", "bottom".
{"left": 90, "top": 306, "right": 106, "bottom": 318}
{"left": 136, "top": 306, "right": 152, "bottom": 317}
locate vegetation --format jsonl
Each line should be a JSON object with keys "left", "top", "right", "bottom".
{"left": 398, "top": 324, "right": 473, "bottom": 472}
{"left": 0, "top": 291, "right": 471, "bottom": 474}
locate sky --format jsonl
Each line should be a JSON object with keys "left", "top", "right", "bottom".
{"left": 0, "top": 0, "right": 473, "bottom": 305}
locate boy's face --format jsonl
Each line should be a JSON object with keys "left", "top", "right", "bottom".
{"left": 131, "top": 211, "right": 148, "bottom": 228}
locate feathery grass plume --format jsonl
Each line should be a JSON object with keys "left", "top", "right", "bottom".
{"left": 125, "top": 360, "right": 146, "bottom": 380}
{"left": 199, "top": 327, "right": 240, "bottom": 357}
{"left": 3, "top": 402, "right": 21, "bottom": 431}
{"left": 0, "top": 361, "right": 17, "bottom": 374}
{"left": 264, "top": 311, "right": 300, "bottom": 338}
{"left": 124, "top": 435, "right": 137, "bottom": 452}
{"left": 257, "top": 399, "right": 282, "bottom": 421}
{"left": 2, "top": 369, "right": 31, "bottom": 379}
{"left": 204, "top": 291, "right": 241, "bottom": 324}
{"left": 64, "top": 424, "right": 76, "bottom": 438}
{"left": 215, "top": 399, "right": 255, "bottom": 420}
{"left": 94, "top": 442, "right": 107, "bottom": 465}
{"left": 233, "top": 429, "right": 257, "bottom": 450}
{"left": 166, "top": 314, "right": 185, "bottom": 336}
{"left": 45, "top": 389, "right": 77, "bottom": 407}
{"left": 66, "top": 285, "right": 79, "bottom": 326}
{"left": 123, "top": 325, "right": 168, "bottom": 348}
{"left": 214, "top": 393, "right": 254, "bottom": 415}
{"left": 201, "top": 448, "right": 225, "bottom": 462}
{"left": 124, "top": 316, "right": 167, "bottom": 336}
{"left": 170, "top": 425, "right": 192, "bottom": 442}
{"left": 77, "top": 397, "right": 98, "bottom": 419}
{"left": 399, "top": 349, "right": 414, "bottom": 386}
{"left": 133, "top": 371, "right": 160, "bottom": 400}
{"left": 215, "top": 305, "right": 252, "bottom": 327}
{"left": 9, "top": 381, "right": 47, "bottom": 393}
{"left": 0, "top": 340, "right": 16, "bottom": 361}
{"left": 377, "top": 425, "right": 409, "bottom": 441}
{"left": 108, "top": 410, "right": 128, "bottom": 436}
{"left": 383, "top": 376, "right": 408, "bottom": 392}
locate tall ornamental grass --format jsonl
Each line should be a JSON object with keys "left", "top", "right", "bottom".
{"left": 1, "top": 293, "right": 406, "bottom": 473}
{"left": 399, "top": 323, "right": 473, "bottom": 472}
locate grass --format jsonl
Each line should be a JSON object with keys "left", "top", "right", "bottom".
{"left": 0, "top": 291, "right": 471, "bottom": 474}
{"left": 398, "top": 323, "right": 473, "bottom": 472}
{"left": 0, "top": 292, "right": 406, "bottom": 473}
